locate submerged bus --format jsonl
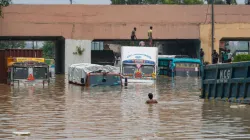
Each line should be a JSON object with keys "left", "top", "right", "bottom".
{"left": 158, "top": 55, "right": 202, "bottom": 77}
{"left": 121, "top": 46, "right": 158, "bottom": 83}
{"left": 7, "top": 57, "right": 50, "bottom": 86}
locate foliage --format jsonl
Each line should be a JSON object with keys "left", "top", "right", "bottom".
{"left": 75, "top": 46, "right": 85, "bottom": 55}
{"left": 204, "top": 61, "right": 210, "bottom": 65}
{"left": 233, "top": 54, "right": 250, "bottom": 62}
{"left": 207, "top": 0, "right": 237, "bottom": 4}
{"left": 0, "top": 41, "right": 25, "bottom": 49}
{"left": 110, "top": 0, "right": 240, "bottom": 4}
{"left": 42, "top": 41, "right": 55, "bottom": 59}
{"left": 0, "top": 0, "right": 11, "bottom": 18}
{"left": 111, "top": 0, "right": 204, "bottom": 4}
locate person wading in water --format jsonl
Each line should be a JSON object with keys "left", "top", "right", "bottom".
{"left": 131, "top": 27, "right": 137, "bottom": 45}
{"left": 146, "top": 93, "right": 158, "bottom": 104}
{"left": 148, "top": 26, "right": 153, "bottom": 47}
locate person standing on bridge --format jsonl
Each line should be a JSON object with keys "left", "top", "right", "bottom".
{"left": 131, "top": 27, "right": 137, "bottom": 45}
{"left": 148, "top": 26, "right": 153, "bottom": 47}
{"left": 212, "top": 50, "right": 219, "bottom": 64}
{"left": 200, "top": 48, "right": 204, "bottom": 64}
{"left": 222, "top": 49, "right": 229, "bottom": 63}
{"left": 227, "top": 49, "right": 233, "bottom": 63}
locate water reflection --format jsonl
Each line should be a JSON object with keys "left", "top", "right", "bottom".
{"left": 0, "top": 75, "right": 249, "bottom": 139}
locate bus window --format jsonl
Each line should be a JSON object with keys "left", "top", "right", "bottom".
{"left": 33, "top": 67, "right": 47, "bottom": 79}
{"left": 141, "top": 66, "right": 154, "bottom": 75}
{"left": 123, "top": 65, "right": 136, "bottom": 75}
{"left": 13, "top": 67, "right": 28, "bottom": 79}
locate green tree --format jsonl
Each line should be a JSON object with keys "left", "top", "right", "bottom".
{"left": 111, "top": 0, "right": 162, "bottom": 4}
{"left": 110, "top": 0, "right": 240, "bottom": 4}
{"left": 0, "top": 41, "right": 25, "bottom": 49}
{"left": 207, "top": 0, "right": 237, "bottom": 4}
{"left": 0, "top": 0, "right": 11, "bottom": 17}
{"left": 111, "top": 0, "right": 204, "bottom": 4}
{"left": 42, "top": 41, "right": 55, "bottom": 59}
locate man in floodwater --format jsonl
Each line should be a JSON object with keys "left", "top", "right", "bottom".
{"left": 146, "top": 93, "right": 158, "bottom": 104}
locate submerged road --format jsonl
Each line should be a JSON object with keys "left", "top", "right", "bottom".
{"left": 0, "top": 75, "right": 250, "bottom": 139}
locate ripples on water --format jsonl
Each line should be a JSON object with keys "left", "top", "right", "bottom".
{"left": 0, "top": 75, "right": 250, "bottom": 140}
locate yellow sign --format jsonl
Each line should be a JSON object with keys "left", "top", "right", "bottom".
{"left": 15, "top": 57, "right": 44, "bottom": 63}
{"left": 7, "top": 57, "right": 45, "bottom": 67}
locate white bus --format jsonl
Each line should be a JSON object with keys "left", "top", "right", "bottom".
{"left": 121, "top": 46, "right": 158, "bottom": 83}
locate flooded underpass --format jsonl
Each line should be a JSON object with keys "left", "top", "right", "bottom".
{"left": 0, "top": 75, "right": 250, "bottom": 140}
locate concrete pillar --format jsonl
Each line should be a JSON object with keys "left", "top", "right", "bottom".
{"left": 65, "top": 39, "right": 91, "bottom": 74}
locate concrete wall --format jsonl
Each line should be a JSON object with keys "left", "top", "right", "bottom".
{"left": 200, "top": 23, "right": 250, "bottom": 63}
{"left": 65, "top": 39, "right": 91, "bottom": 74}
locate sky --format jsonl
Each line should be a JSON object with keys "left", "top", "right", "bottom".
{"left": 12, "top": 0, "right": 245, "bottom": 4}
{"left": 12, "top": 0, "right": 111, "bottom": 4}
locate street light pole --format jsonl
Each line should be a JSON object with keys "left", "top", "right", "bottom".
{"left": 211, "top": 0, "right": 215, "bottom": 63}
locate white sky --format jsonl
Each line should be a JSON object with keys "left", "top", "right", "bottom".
{"left": 12, "top": 0, "right": 245, "bottom": 4}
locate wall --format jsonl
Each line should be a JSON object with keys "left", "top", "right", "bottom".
{"left": 200, "top": 23, "right": 250, "bottom": 63}
{"left": 65, "top": 39, "right": 91, "bottom": 74}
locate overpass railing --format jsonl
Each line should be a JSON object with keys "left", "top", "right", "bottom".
{"left": 201, "top": 62, "right": 250, "bottom": 104}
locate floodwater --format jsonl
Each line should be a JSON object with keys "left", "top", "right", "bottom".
{"left": 0, "top": 75, "right": 250, "bottom": 140}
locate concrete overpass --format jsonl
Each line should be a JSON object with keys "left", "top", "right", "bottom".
{"left": 1, "top": 5, "right": 250, "bottom": 73}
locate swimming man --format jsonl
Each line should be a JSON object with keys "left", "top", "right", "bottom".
{"left": 146, "top": 93, "right": 158, "bottom": 104}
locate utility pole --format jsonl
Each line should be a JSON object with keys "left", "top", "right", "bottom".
{"left": 211, "top": 0, "right": 215, "bottom": 63}
{"left": 70, "top": 0, "right": 72, "bottom": 4}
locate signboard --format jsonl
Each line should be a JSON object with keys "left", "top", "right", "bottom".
{"left": 15, "top": 57, "right": 45, "bottom": 63}
{"left": 136, "top": 64, "right": 141, "bottom": 69}
{"left": 217, "top": 69, "right": 231, "bottom": 83}
{"left": 175, "top": 63, "right": 199, "bottom": 69}
{"left": 236, "top": 52, "right": 248, "bottom": 55}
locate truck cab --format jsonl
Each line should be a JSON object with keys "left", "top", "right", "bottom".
{"left": 7, "top": 57, "right": 50, "bottom": 86}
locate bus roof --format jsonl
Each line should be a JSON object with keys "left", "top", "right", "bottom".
{"left": 158, "top": 57, "right": 201, "bottom": 64}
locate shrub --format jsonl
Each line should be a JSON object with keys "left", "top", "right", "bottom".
{"left": 233, "top": 54, "right": 250, "bottom": 62}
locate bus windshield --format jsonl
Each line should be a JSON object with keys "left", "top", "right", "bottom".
{"left": 123, "top": 65, "right": 136, "bottom": 75}
{"left": 89, "top": 75, "right": 121, "bottom": 86}
{"left": 33, "top": 67, "right": 47, "bottom": 79}
{"left": 141, "top": 65, "right": 154, "bottom": 74}
{"left": 13, "top": 67, "right": 28, "bottom": 79}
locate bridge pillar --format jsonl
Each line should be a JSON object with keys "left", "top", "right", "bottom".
{"left": 65, "top": 39, "right": 92, "bottom": 74}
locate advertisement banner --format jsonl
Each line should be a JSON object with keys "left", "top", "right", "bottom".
{"left": 15, "top": 57, "right": 45, "bottom": 63}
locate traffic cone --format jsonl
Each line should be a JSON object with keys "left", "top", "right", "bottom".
{"left": 27, "top": 74, "right": 35, "bottom": 81}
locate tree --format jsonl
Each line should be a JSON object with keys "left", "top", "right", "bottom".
{"left": 0, "top": 41, "right": 25, "bottom": 49}
{"left": 42, "top": 41, "right": 55, "bottom": 59}
{"left": 0, "top": 0, "right": 11, "bottom": 17}
{"left": 111, "top": 0, "right": 204, "bottom": 5}
{"left": 206, "top": 0, "right": 237, "bottom": 4}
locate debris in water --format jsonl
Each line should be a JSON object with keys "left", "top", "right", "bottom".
{"left": 230, "top": 105, "right": 246, "bottom": 109}
{"left": 13, "top": 132, "right": 30, "bottom": 136}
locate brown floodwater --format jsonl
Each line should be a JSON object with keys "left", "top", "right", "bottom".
{"left": 0, "top": 75, "right": 250, "bottom": 140}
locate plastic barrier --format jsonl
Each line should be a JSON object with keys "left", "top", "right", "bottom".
{"left": 201, "top": 62, "right": 250, "bottom": 104}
